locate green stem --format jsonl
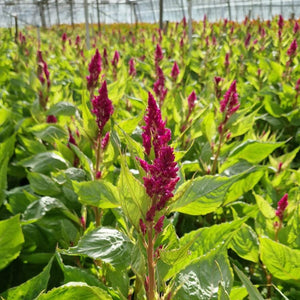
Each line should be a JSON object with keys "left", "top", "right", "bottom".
{"left": 147, "top": 223, "right": 156, "bottom": 300}
{"left": 211, "top": 127, "right": 225, "bottom": 175}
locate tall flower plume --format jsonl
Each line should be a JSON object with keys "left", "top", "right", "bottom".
{"left": 276, "top": 194, "right": 288, "bottom": 221}
{"left": 86, "top": 49, "right": 102, "bottom": 93}
{"left": 278, "top": 15, "right": 284, "bottom": 30}
{"left": 287, "top": 39, "right": 298, "bottom": 57}
{"left": 129, "top": 58, "right": 136, "bottom": 77}
{"left": 155, "top": 44, "right": 163, "bottom": 67}
{"left": 153, "top": 66, "right": 167, "bottom": 107}
{"left": 91, "top": 80, "right": 114, "bottom": 135}
{"left": 138, "top": 92, "right": 179, "bottom": 222}
{"left": 171, "top": 61, "right": 180, "bottom": 81}
{"left": 111, "top": 50, "right": 120, "bottom": 68}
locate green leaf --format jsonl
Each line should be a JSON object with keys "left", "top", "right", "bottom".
{"left": 47, "top": 101, "right": 77, "bottom": 116}
{"left": 63, "top": 227, "right": 133, "bottom": 269}
{"left": 201, "top": 111, "right": 216, "bottom": 142}
{"left": 218, "top": 282, "right": 230, "bottom": 300}
{"left": 118, "top": 158, "right": 149, "bottom": 228}
{"left": 222, "top": 140, "right": 284, "bottom": 170}
{"left": 18, "top": 151, "right": 69, "bottom": 174}
{"left": 1, "top": 257, "right": 53, "bottom": 300}
{"left": 0, "top": 215, "right": 24, "bottom": 270}
{"left": 37, "top": 282, "right": 113, "bottom": 300}
{"left": 28, "top": 172, "right": 61, "bottom": 196}
{"left": 223, "top": 167, "right": 265, "bottom": 205}
{"left": 173, "top": 250, "right": 233, "bottom": 300}
{"left": 229, "top": 286, "right": 248, "bottom": 300}
{"left": 260, "top": 237, "right": 300, "bottom": 282}
{"left": 233, "top": 265, "right": 263, "bottom": 300}
{"left": 160, "top": 218, "right": 245, "bottom": 280}
{"left": 230, "top": 224, "right": 259, "bottom": 263}
{"left": 254, "top": 193, "right": 275, "bottom": 219}
{"left": 72, "top": 180, "right": 119, "bottom": 209}
{"left": 29, "top": 124, "right": 67, "bottom": 143}
{"left": 23, "top": 196, "right": 80, "bottom": 225}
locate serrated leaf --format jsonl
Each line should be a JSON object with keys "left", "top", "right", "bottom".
{"left": 18, "top": 151, "right": 69, "bottom": 174}
{"left": 1, "top": 257, "right": 53, "bottom": 300}
{"left": 260, "top": 237, "right": 300, "bottom": 282}
{"left": 63, "top": 227, "right": 133, "bottom": 269}
{"left": 174, "top": 250, "right": 233, "bottom": 300}
{"left": 72, "top": 180, "right": 119, "bottom": 209}
{"left": 37, "top": 282, "right": 113, "bottom": 300}
{"left": 28, "top": 172, "right": 61, "bottom": 196}
{"left": 29, "top": 124, "right": 67, "bottom": 143}
{"left": 0, "top": 215, "right": 24, "bottom": 270}
{"left": 47, "top": 101, "right": 77, "bottom": 116}
{"left": 230, "top": 224, "right": 259, "bottom": 263}
{"left": 254, "top": 193, "right": 275, "bottom": 219}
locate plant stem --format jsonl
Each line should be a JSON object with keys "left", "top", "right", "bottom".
{"left": 95, "top": 134, "right": 102, "bottom": 178}
{"left": 147, "top": 223, "right": 156, "bottom": 300}
{"left": 211, "top": 128, "right": 224, "bottom": 175}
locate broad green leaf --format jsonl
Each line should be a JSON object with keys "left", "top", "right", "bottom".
{"left": 19, "top": 135, "right": 47, "bottom": 154}
{"left": 260, "top": 237, "right": 300, "bottom": 282}
{"left": 230, "top": 224, "right": 259, "bottom": 263}
{"left": 29, "top": 124, "right": 67, "bottom": 143}
{"left": 23, "top": 197, "right": 80, "bottom": 225}
{"left": 218, "top": 282, "right": 230, "bottom": 300}
{"left": 254, "top": 193, "right": 275, "bottom": 219}
{"left": 230, "top": 110, "right": 256, "bottom": 138}
{"left": 233, "top": 265, "right": 263, "bottom": 300}
{"left": 37, "top": 282, "right": 113, "bottom": 300}
{"left": 118, "top": 158, "right": 149, "bottom": 228}
{"left": 173, "top": 250, "right": 233, "bottom": 300}
{"left": 269, "top": 146, "right": 300, "bottom": 170}
{"left": 221, "top": 140, "right": 284, "bottom": 170}
{"left": 160, "top": 218, "right": 245, "bottom": 280}
{"left": 28, "top": 172, "right": 61, "bottom": 196}
{"left": 223, "top": 168, "right": 265, "bottom": 205}
{"left": 63, "top": 227, "right": 133, "bottom": 269}
{"left": 0, "top": 215, "right": 24, "bottom": 270}
{"left": 18, "top": 151, "right": 69, "bottom": 174}
{"left": 1, "top": 257, "right": 53, "bottom": 300}
{"left": 230, "top": 286, "right": 248, "bottom": 300}
{"left": 69, "top": 144, "right": 94, "bottom": 180}
{"left": 47, "top": 101, "right": 77, "bottom": 116}
{"left": 117, "top": 114, "right": 143, "bottom": 135}
{"left": 201, "top": 111, "right": 216, "bottom": 142}
{"left": 72, "top": 180, "right": 119, "bottom": 209}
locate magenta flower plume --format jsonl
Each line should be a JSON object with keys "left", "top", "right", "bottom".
{"left": 101, "top": 132, "right": 110, "bottom": 150}
{"left": 153, "top": 66, "right": 167, "bottom": 106}
{"left": 295, "top": 78, "right": 300, "bottom": 93}
{"left": 111, "top": 50, "right": 120, "bottom": 67}
{"left": 287, "top": 39, "right": 298, "bottom": 57}
{"left": 188, "top": 91, "right": 197, "bottom": 114}
{"left": 225, "top": 52, "right": 230, "bottom": 69}
{"left": 103, "top": 48, "right": 108, "bottom": 67}
{"left": 62, "top": 33, "right": 67, "bottom": 43}
{"left": 46, "top": 115, "right": 57, "bottom": 123}
{"left": 37, "top": 50, "right": 50, "bottom": 88}
{"left": 138, "top": 93, "right": 179, "bottom": 222}
{"left": 68, "top": 128, "right": 77, "bottom": 147}
{"left": 182, "top": 16, "right": 187, "bottom": 28}
{"left": 171, "top": 61, "right": 180, "bottom": 81}
{"left": 219, "top": 80, "right": 239, "bottom": 133}
{"left": 129, "top": 58, "right": 136, "bottom": 77}
{"left": 75, "top": 35, "right": 81, "bottom": 47}
{"left": 142, "top": 92, "right": 171, "bottom": 157}
{"left": 91, "top": 81, "right": 114, "bottom": 134}
{"left": 276, "top": 194, "right": 288, "bottom": 221}
{"left": 155, "top": 44, "right": 163, "bottom": 66}
{"left": 294, "top": 22, "right": 300, "bottom": 34}
{"left": 278, "top": 15, "right": 284, "bottom": 30}
{"left": 154, "top": 216, "right": 165, "bottom": 234}
{"left": 87, "top": 49, "right": 102, "bottom": 93}
{"left": 244, "top": 33, "right": 251, "bottom": 47}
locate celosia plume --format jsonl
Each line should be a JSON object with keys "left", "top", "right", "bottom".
{"left": 278, "top": 15, "right": 284, "bottom": 30}
{"left": 111, "top": 50, "right": 120, "bottom": 67}
{"left": 187, "top": 90, "right": 197, "bottom": 114}
{"left": 275, "top": 194, "right": 288, "bottom": 221}
{"left": 91, "top": 80, "right": 114, "bottom": 135}
{"left": 153, "top": 66, "right": 167, "bottom": 107}
{"left": 86, "top": 49, "right": 102, "bottom": 93}
{"left": 171, "top": 61, "right": 180, "bottom": 81}
{"left": 294, "top": 22, "right": 299, "bottom": 34}
{"left": 155, "top": 44, "right": 163, "bottom": 66}
{"left": 287, "top": 39, "right": 298, "bottom": 57}
{"left": 129, "top": 58, "right": 136, "bottom": 77}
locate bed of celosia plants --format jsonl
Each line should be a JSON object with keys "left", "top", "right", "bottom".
{"left": 0, "top": 16, "right": 299, "bottom": 299}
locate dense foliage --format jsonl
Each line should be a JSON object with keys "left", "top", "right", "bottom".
{"left": 0, "top": 16, "right": 299, "bottom": 299}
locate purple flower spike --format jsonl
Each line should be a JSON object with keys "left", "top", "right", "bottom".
{"left": 220, "top": 80, "right": 239, "bottom": 114}
{"left": 278, "top": 15, "right": 284, "bottom": 30}
{"left": 91, "top": 81, "right": 114, "bottom": 134}
{"left": 129, "top": 58, "right": 136, "bottom": 76}
{"left": 188, "top": 91, "right": 197, "bottom": 114}
{"left": 142, "top": 92, "right": 171, "bottom": 157}
{"left": 62, "top": 33, "right": 67, "bottom": 43}
{"left": 276, "top": 194, "right": 288, "bottom": 221}
{"left": 101, "top": 132, "right": 110, "bottom": 150}
{"left": 287, "top": 39, "right": 298, "bottom": 57}
{"left": 294, "top": 22, "right": 300, "bottom": 34}
{"left": 171, "top": 61, "right": 180, "bottom": 81}
{"left": 153, "top": 66, "right": 167, "bottom": 106}
{"left": 155, "top": 44, "right": 163, "bottom": 66}
{"left": 46, "top": 115, "right": 57, "bottom": 123}
{"left": 87, "top": 49, "right": 102, "bottom": 92}
{"left": 154, "top": 216, "right": 165, "bottom": 234}
{"left": 111, "top": 50, "right": 120, "bottom": 67}
{"left": 244, "top": 33, "right": 251, "bottom": 47}
{"left": 139, "top": 219, "right": 147, "bottom": 235}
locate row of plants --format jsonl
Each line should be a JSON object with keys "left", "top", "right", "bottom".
{"left": 0, "top": 15, "right": 299, "bottom": 299}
